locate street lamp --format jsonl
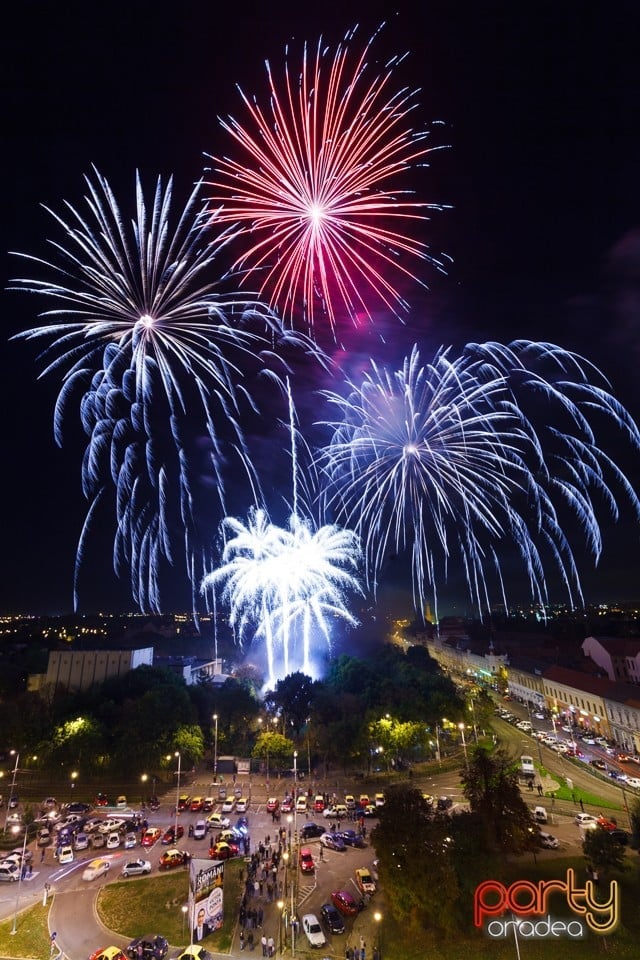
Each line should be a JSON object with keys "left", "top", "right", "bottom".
{"left": 10, "top": 823, "right": 28, "bottom": 935}
{"left": 277, "top": 899, "right": 284, "bottom": 956}
{"left": 213, "top": 714, "right": 219, "bottom": 780}
{"left": 282, "top": 850, "right": 289, "bottom": 895}
{"left": 458, "top": 723, "right": 468, "bottom": 767}
{"left": 293, "top": 750, "right": 298, "bottom": 841}
{"left": 373, "top": 910, "right": 383, "bottom": 960}
{"left": 70, "top": 770, "right": 78, "bottom": 799}
{"left": 181, "top": 904, "right": 188, "bottom": 939}
{"left": 173, "top": 751, "right": 181, "bottom": 838}
{"left": 4, "top": 751, "right": 19, "bottom": 832}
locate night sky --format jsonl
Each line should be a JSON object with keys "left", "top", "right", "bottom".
{"left": 2, "top": 0, "right": 640, "bottom": 616}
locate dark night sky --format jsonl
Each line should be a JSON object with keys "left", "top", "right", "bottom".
{"left": 2, "top": 0, "right": 640, "bottom": 615}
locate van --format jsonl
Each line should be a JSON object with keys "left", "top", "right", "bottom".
{"left": 0, "top": 863, "right": 19, "bottom": 882}
{"left": 193, "top": 820, "right": 207, "bottom": 840}
{"left": 534, "top": 806, "right": 548, "bottom": 823}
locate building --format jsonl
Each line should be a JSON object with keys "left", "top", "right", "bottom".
{"left": 30, "top": 647, "right": 154, "bottom": 693}
{"left": 582, "top": 635, "right": 640, "bottom": 683}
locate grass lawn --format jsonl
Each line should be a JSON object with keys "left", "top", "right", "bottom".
{"left": 0, "top": 900, "right": 52, "bottom": 960}
{"left": 97, "top": 859, "right": 244, "bottom": 952}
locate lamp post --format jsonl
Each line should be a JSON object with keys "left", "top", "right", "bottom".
{"left": 458, "top": 723, "right": 468, "bottom": 767}
{"left": 373, "top": 910, "right": 382, "bottom": 960}
{"left": 435, "top": 725, "right": 442, "bottom": 768}
{"left": 70, "top": 770, "right": 78, "bottom": 800}
{"left": 469, "top": 697, "right": 479, "bottom": 743}
{"left": 213, "top": 714, "right": 219, "bottom": 780}
{"left": 10, "top": 824, "right": 28, "bottom": 935}
{"left": 174, "top": 751, "right": 181, "bottom": 838}
{"left": 282, "top": 850, "right": 289, "bottom": 896}
{"left": 4, "top": 751, "right": 19, "bottom": 832}
{"left": 141, "top": 773, "right": 148, "bottom": 804}
{"left": 293, "top": 750, "right": 298, "bottom": 846}
{"left": 277, "top": 899, "right": 284, "bottom": 956}
{"left": 181, "top": 904, "right": 188, "bottom": 939}
{"left": 511, "top": 914, "right": 522, "bottom": 960}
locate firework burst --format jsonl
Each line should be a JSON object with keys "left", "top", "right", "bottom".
{"left": 11, "top": 168, "right": 320, "bottom": 611}
{"left": 205, "top": 24, "right": 449, "bottom": 335}
{"left": 317, "top": 341, "right": 640, "bottom": 618}
{"left": 202, "top": 507, "right": 362, "bottom": 686}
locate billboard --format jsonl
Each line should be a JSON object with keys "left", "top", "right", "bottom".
{"left": 189, "top": 858, "right": 225, "bottom": 943}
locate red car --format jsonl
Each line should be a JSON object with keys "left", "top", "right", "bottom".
{"left": 299, "top": 848, "right": 315, "bottom": 873}
{"left": 190, "top": 797, "right": 204, "bottom": 812}
{"left": 162, "top": 825, "right": 184, "bottom": 844}
{"left": 281, "top": 797, "right": 294, "bottom": 813}
{"left": 209, "top": 841, "right": 239, "bottom": 860}
{"left": 141, "top": 828, "right": 162, "bottom": 847}
{"left": 177, "top": 795, "right": 191, "bottom": 812}
{"left": 331, "top": 890, "right": 361, "bottom": 917}
{"left": 596, "top": 816, "right": 618, "bottom": 832}
{"left": 266, "top": 798, "right": 279, "bottom": 813}
{"left": 159, "top": 849, "right": 187, "bottom": 870}
{"left": 95, "top": 793, "right": 109, "bottom": 807}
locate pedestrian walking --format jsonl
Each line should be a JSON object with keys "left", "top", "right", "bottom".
{"left": 580, "top": 798, "right": 585, "bottom": 813}
{"left": 267, "top": 936, "right": 274, "bottom": 957}
{"left": 261, "top": 934, "right": 267, "bottom": 956}
{"left": 240, "top": 931, "right": 245, "bottom": 951}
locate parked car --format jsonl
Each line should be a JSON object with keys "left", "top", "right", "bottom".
{"left": 301, "top": 822, "right": 324, "bottom": 840}
{"left": 533, "top": 806, "right": 548, "bottom": 823}
{"left": 337, "top": 829, "right": 366, "bottom": 848}
{"left": 190, "top": 797, "right": 204, "bottom": 812}
{"left": 206, "top": 812, "right": 230, "bottom": 829}
{"left": 162, "top": 825, "right": 184, "bottom": 844}
{"left": 91, "top": 832, "right": 106, "bottom": 848}
{"left": 266, "top": 798, "right": 279, "bottom": 813}
{"left": 202, "top": 798, "right": 214, "bottom": 812}
{"left": 575, "top": 813, "right": 598, "bottom": 828}
{"left": 299, "top": 847, "right": 315, "bottom": 873}
{"left": 209, "top": 841, "right": 239, "bottom": 860}
{"left": 57, "top": 844, "right": 74, "bottom": 864}
{"left": 193, "top": 820, "right": 207, "bottom": 840}
{"left": 175, "top": 948, "right": 213, "bottom": 960}
{"left": 331, "top": 889, "right": 361, "bottom": 916}
{"left": 221, "top": 798, "right": 235, "bottom": 813}
{"left": 82, "top": 858, "right": 111, "bottom": 881}
{"left": 0, "top": 862, "right": 20, "bottom": 882}
{"left": 235, "top": 798, "right": 249, "bottom": 813}
{"left": 66, "top": 801, "right": 91, "bottom": 814}
{"left": 320, "top": 903, "right": 345, "bottom": 935}
{"left": 159, "top": 849, "right": 187, "bottom": 870}
{"left": 74, "top": 832, "right": 90, "bottom": 851}
{"left": 625, "top": 777, "right": 640, "bottom": 789}
{"left": 280, "top": 797, "right": 294, "bottom": 813}
{"left": 121, "top": 858, "right": 152, "bottom": 877}
{"left": 124, "top": 833, "right": 138, "bottom": 849}
{"left": 37, "top": 828, "right": 51, "bottom": 847}
{"left": 302, "top": 913, "right": 327, "bottom": 949}
{"left": 177, "top": 795, "right": 191, "bottom": 811}
{"left": 313, "top": 795, "right": 325, "bottom": 812}
{"left": 126, "top": 935, "right": 168, "bottom": 960}
{"left": 106, "top": 832, "right": 121, "bottom": 850}
{"left": 320, "top": 832, "right": 346, "bottom": 852}
{"left": 374, "top": 793, "right": 385, "bottom": 807}
{"left": 355, "top": 867, "right": 376, "bottom": 895}
{"left": 295, "top": 796, "right": 308, "bottom": 814}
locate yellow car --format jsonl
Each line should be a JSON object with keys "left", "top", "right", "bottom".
{"left": 82, "top": 858, "right": 111, "bottom": 881}
{"left": 355, "top": 867, "right": 376, "bottom": 895}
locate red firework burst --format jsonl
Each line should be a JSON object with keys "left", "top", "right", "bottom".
{"left": 205, "top": 24, "right": 449, "bottom": 334}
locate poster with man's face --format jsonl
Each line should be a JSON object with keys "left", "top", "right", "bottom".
{"left": 189, "top": 858, "right": 225, "bottom": 939}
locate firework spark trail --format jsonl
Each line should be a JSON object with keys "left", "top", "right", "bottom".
{"left": 11, "top": 168, "right": 321, "bottom": 611}
{"left": 206, "top": 24, "right": 450, "bottom": 334}
{"left": 317, "top": 341, "right": 640, "bottom": 619}
{"left": 201, "top": 507, "right": 362, "bottom": 686}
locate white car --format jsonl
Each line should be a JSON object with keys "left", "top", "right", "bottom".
{"left": 625, "top": 777, "right": 640, "bottom": 789}
{"left": 82, "top": 858, "right": 110, "bottom": 881}
{"left": 207, "top": 812, "right": 230, "bottom": 829}
{"left": 539, "top": 832, "right": 559, "bottom": 849}
{"left": 221, "top": 799, "right": 235, "bottom": 813}
{"left": 74, "top": 832, "right": 90, "bottom": 851}
{"left": 235, "top": 798, "right": 249, "bottom": 813}
{"left": 57, "top": 844, "right": 74, "bottom": 864}
{"left": 302, "top": 913, "right": 327, "bottom": 948}
{"left": 121, "top": 858, "right": 152, "bottom": 878}
{"left": 574, "top": 813, "right": 598, "bottom": 828}
{"left": 106, "top": 832, "right": 121, "bottom": 849}
{"left": 124, "top": 832, "right": 138, "bottom": 849}
{"left": 296, "top": 796, "right": 308, "bottom": 814}
{"left": 193, "top": 820, "right": 207, "bottom": 840}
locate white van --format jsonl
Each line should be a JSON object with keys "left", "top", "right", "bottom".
{"left": 0, "top": 863, "right": 19, "bottom": 882}
{"left": 534, "top": 806, "right": 548, "bottom": 823}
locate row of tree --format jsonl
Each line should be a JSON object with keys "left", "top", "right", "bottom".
{"left": 0, "top": 644, "right": 472, "bottom": 778}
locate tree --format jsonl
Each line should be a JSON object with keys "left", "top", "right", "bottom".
{"left": 251, "top": 731, "right": 295, "bottom": 776}
{"left": 264, "top": 672, "right": 315, "bottom": 734}
{"left": 583, "top": 828, "right": 627, "bottom": 877}
{"left": 372, "top": 784, "right": 460, "bottom": 933}
{"left": 460, "top": 745, "right": 534, "bottom": 854}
